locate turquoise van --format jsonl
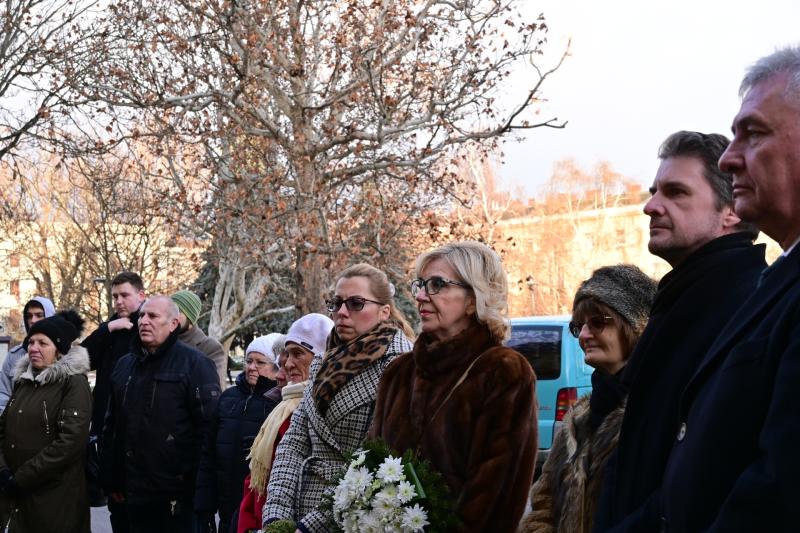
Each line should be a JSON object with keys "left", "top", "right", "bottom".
{"left": 506, "top": 316, "right": 593, "bottom": 466}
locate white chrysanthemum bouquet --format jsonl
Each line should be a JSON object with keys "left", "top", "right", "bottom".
{"left": 325, "top": 440, "right": 457, "bottom": 533}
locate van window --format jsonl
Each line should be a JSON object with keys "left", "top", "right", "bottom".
{"left": 507, "top": 325, "right": 562, "bottom": 380}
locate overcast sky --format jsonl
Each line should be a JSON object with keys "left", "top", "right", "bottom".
{"left": 499, "top": 0, "right": 800, "bottom": 197}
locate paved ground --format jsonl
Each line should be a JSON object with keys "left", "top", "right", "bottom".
{"left": 90, "top": 506, "right": 112, "bottom": 533}
{"left": 91, "top": 507, "right": 222, "bottom": 532}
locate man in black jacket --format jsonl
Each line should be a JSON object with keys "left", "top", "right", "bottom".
{"left": 82, "top": 271, "right": 146, "bottom": 526}
{"left": 82, "top": 271, "right": 147, "bottom": 437}
{"left": 101, "top": 295, "right": 221, "bottom": 533}
{"left": 593, "top": 131, "right": 766, "bottom": 531}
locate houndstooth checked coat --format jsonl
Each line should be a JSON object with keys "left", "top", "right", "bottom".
{"left": 263, "top": 329, "right": 412, "bottom": 532}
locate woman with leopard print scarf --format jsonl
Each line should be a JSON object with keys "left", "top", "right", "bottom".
{"left": 263, "top": 263, "right": 414, "bottom": 533}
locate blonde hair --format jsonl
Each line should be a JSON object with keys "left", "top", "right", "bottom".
{"left": 336, "top": 263, "right": 415, "bottom": 340}
{"left": 415, "top": 241, "right": 510, "bottom": 342}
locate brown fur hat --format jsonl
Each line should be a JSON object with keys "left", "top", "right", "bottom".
{"left": 573, "top": 264, "right": 657, "bottom": 335}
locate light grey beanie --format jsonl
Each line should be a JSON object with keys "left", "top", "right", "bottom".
{"left": 246, "top": 333, "right": 286, "bottom": 365}
{"left": 573, "top": 264, "right": 657, "bottom": 335}
{"left": 285, "top": 313, "right": 334, "bottom": 357}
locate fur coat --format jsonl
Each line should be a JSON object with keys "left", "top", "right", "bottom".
{"left": 519, "top": 394, "right": 624, "bottom": 533}
{"left": 369, "top": 324, "right": 538, "bottom": 533}
{"left": 0, "top": 345, "right": 92, "bottom": 533}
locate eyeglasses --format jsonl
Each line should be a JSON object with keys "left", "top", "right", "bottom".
{"left": 568, "top": 315, "right": 614, "bottom": 338}
{"left": 410, "top": 276, "right": 470, "bottom": 297}
{"left": 325, "top": 296, "right": 384, "bottom": 313}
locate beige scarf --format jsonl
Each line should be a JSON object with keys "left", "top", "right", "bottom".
{"left": 247, "top": 381, "right": 307, "bottom": 495}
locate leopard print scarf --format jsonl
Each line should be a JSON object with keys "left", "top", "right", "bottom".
{"left": 312, "top": 323, "right": 398, "bottom": 417}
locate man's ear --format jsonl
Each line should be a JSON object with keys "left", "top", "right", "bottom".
{"left": 721, "top": 204, "right": 742, "bottom": 230}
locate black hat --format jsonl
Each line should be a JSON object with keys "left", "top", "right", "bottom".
{"left": 24, "top": 310, "right": 85, "bottom": 355}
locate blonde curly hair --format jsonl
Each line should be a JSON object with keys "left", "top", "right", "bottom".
{"left": 415, "top": 241, "right": 510, "bottom": 342}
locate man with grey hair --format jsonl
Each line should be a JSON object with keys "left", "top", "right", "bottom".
{"left": 100, "top": 296, "right": 221, "bottom": 533}
{"left": 655, "top": 45, "right": 800, "bottom": 531}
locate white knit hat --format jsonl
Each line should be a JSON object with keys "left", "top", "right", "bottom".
{"left": 245, "top": 333, "right": 285, "bottom": 365}
{"left": 285, "top": 313, "right": 334, "bottom": 357}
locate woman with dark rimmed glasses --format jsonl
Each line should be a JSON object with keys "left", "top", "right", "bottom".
{"left": 263, "top": 263, "right": 414, "bottom": 532}
{"left": 520, "top": 264, "right": 656, "bottom": 533}
{"left": 369, "top": 240, "right": 538, "bottom": 532}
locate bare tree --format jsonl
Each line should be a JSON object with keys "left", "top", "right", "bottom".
{"left": 69, "top": 0, "right": 568, "bottom": 337}
{"left": 0, "top": 0, "right": 97, "bottom": 160}
{"left": 0, "top": 148, "right": 202, "bottom": 324}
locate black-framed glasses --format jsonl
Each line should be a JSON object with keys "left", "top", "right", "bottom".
{"left": 325, "top": 296, "right": 384, "bottom": 313}
{"left": 410, "top": 276, "right": 470, "bottom": 297}
{"left": 569, "top": 315, "right": 614, "bottom": 338}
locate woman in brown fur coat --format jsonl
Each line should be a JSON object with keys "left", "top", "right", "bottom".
{"left": 518, "top": 265, "right": 656, "bottom": 533}
{"left": 370, "top": 241, "right": 538, "bottom": 532}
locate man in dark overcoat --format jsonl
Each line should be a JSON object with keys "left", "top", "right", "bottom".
{"left": 592, "top": 131, "right": 766, "bottom": 531}
{"left": 655, "top": 45, "right": 800, "bottom": 531}
{"left": 101, "top": 295, "right": 221, "bottom": 533}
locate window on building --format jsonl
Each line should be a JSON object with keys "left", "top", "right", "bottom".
{"left": 10, "top": 280, "right": 20, "bottom": 302}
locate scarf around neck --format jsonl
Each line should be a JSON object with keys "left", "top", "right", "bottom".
{"left": 247, "top": 381, "right": 307, "bottom": 495}
{"left": 311, "top": 323, "right": 398, "bottom": 417}
{"left": 589, "top": 368, "right": 627, "bottom": 432}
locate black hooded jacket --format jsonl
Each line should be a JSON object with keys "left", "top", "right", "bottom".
{"left": 100, "top": 329, "right": 221, "bottom": 504}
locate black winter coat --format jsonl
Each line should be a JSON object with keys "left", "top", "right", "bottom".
{"left": 593, "top": 232, "right": 766, "bottom": 532}
{"left": 81, "top": 311, "right": 140, "bottom": 435}
{"left": 660, "top": 242, "right": 800, "bottom": 531}
{"left": 100, "top": 330, "right": 221, "bottom": 504}
{"left": 0, "top": 346, "right": 93, "bottom": 533}
{"left": 194, "top": 372, "right": 278, "bottom": 524}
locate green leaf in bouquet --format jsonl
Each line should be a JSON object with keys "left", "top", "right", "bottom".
{"left": 404, "top": 461, "right": 426, "bottom": 499}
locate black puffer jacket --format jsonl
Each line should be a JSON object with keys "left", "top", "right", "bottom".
{"left": 81, "top": 311, "right": 140, "bottom": 435}
{"left": 194, "top": 372, "right": 279, "bottom": 523}
{"left": 100, "top": 330, "right": 221, "bottom": 504}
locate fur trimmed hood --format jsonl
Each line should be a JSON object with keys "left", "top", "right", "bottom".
{"left": 14, "top": 345, "right": 90, "bottom": 385}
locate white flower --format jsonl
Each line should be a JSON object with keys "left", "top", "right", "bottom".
{"left": 344, "top": 466, "right": 373, "bottom": 494}
{"left": 333, "top": 482, "right": 353, "bottom": 511}
{"left": 379, "top": 483, "right": 399, "bottom": 500}
{"left": 359, "top": 510, "right": 382, "bottom": 533}
{"left": 401, "top": 504, "right": 429, "bottom": 532}
{"left": 377, "top": 455, "right": 404, "bottom": 483}
{"left": 397, "top": 480, "right": 416, "bottom": 504}
{"left": 373, "top": 488, "right": 401, "bottom": 517}
{"left": 384, "top": 521, "right": 403, "bottom": 533}
{"left": 352, "top": 450, "right": 367, "bottom": 467}
{"left": 342, "top": 512, "right": 360, "bottom": 533}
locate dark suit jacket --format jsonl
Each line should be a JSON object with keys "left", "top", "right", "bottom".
{"left": 660, "top": 244, "right": 800, "bottom": 532}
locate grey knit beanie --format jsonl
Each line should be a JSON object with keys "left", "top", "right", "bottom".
{"left": 573, "top": 264, "right": 657, "bottom": 335}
